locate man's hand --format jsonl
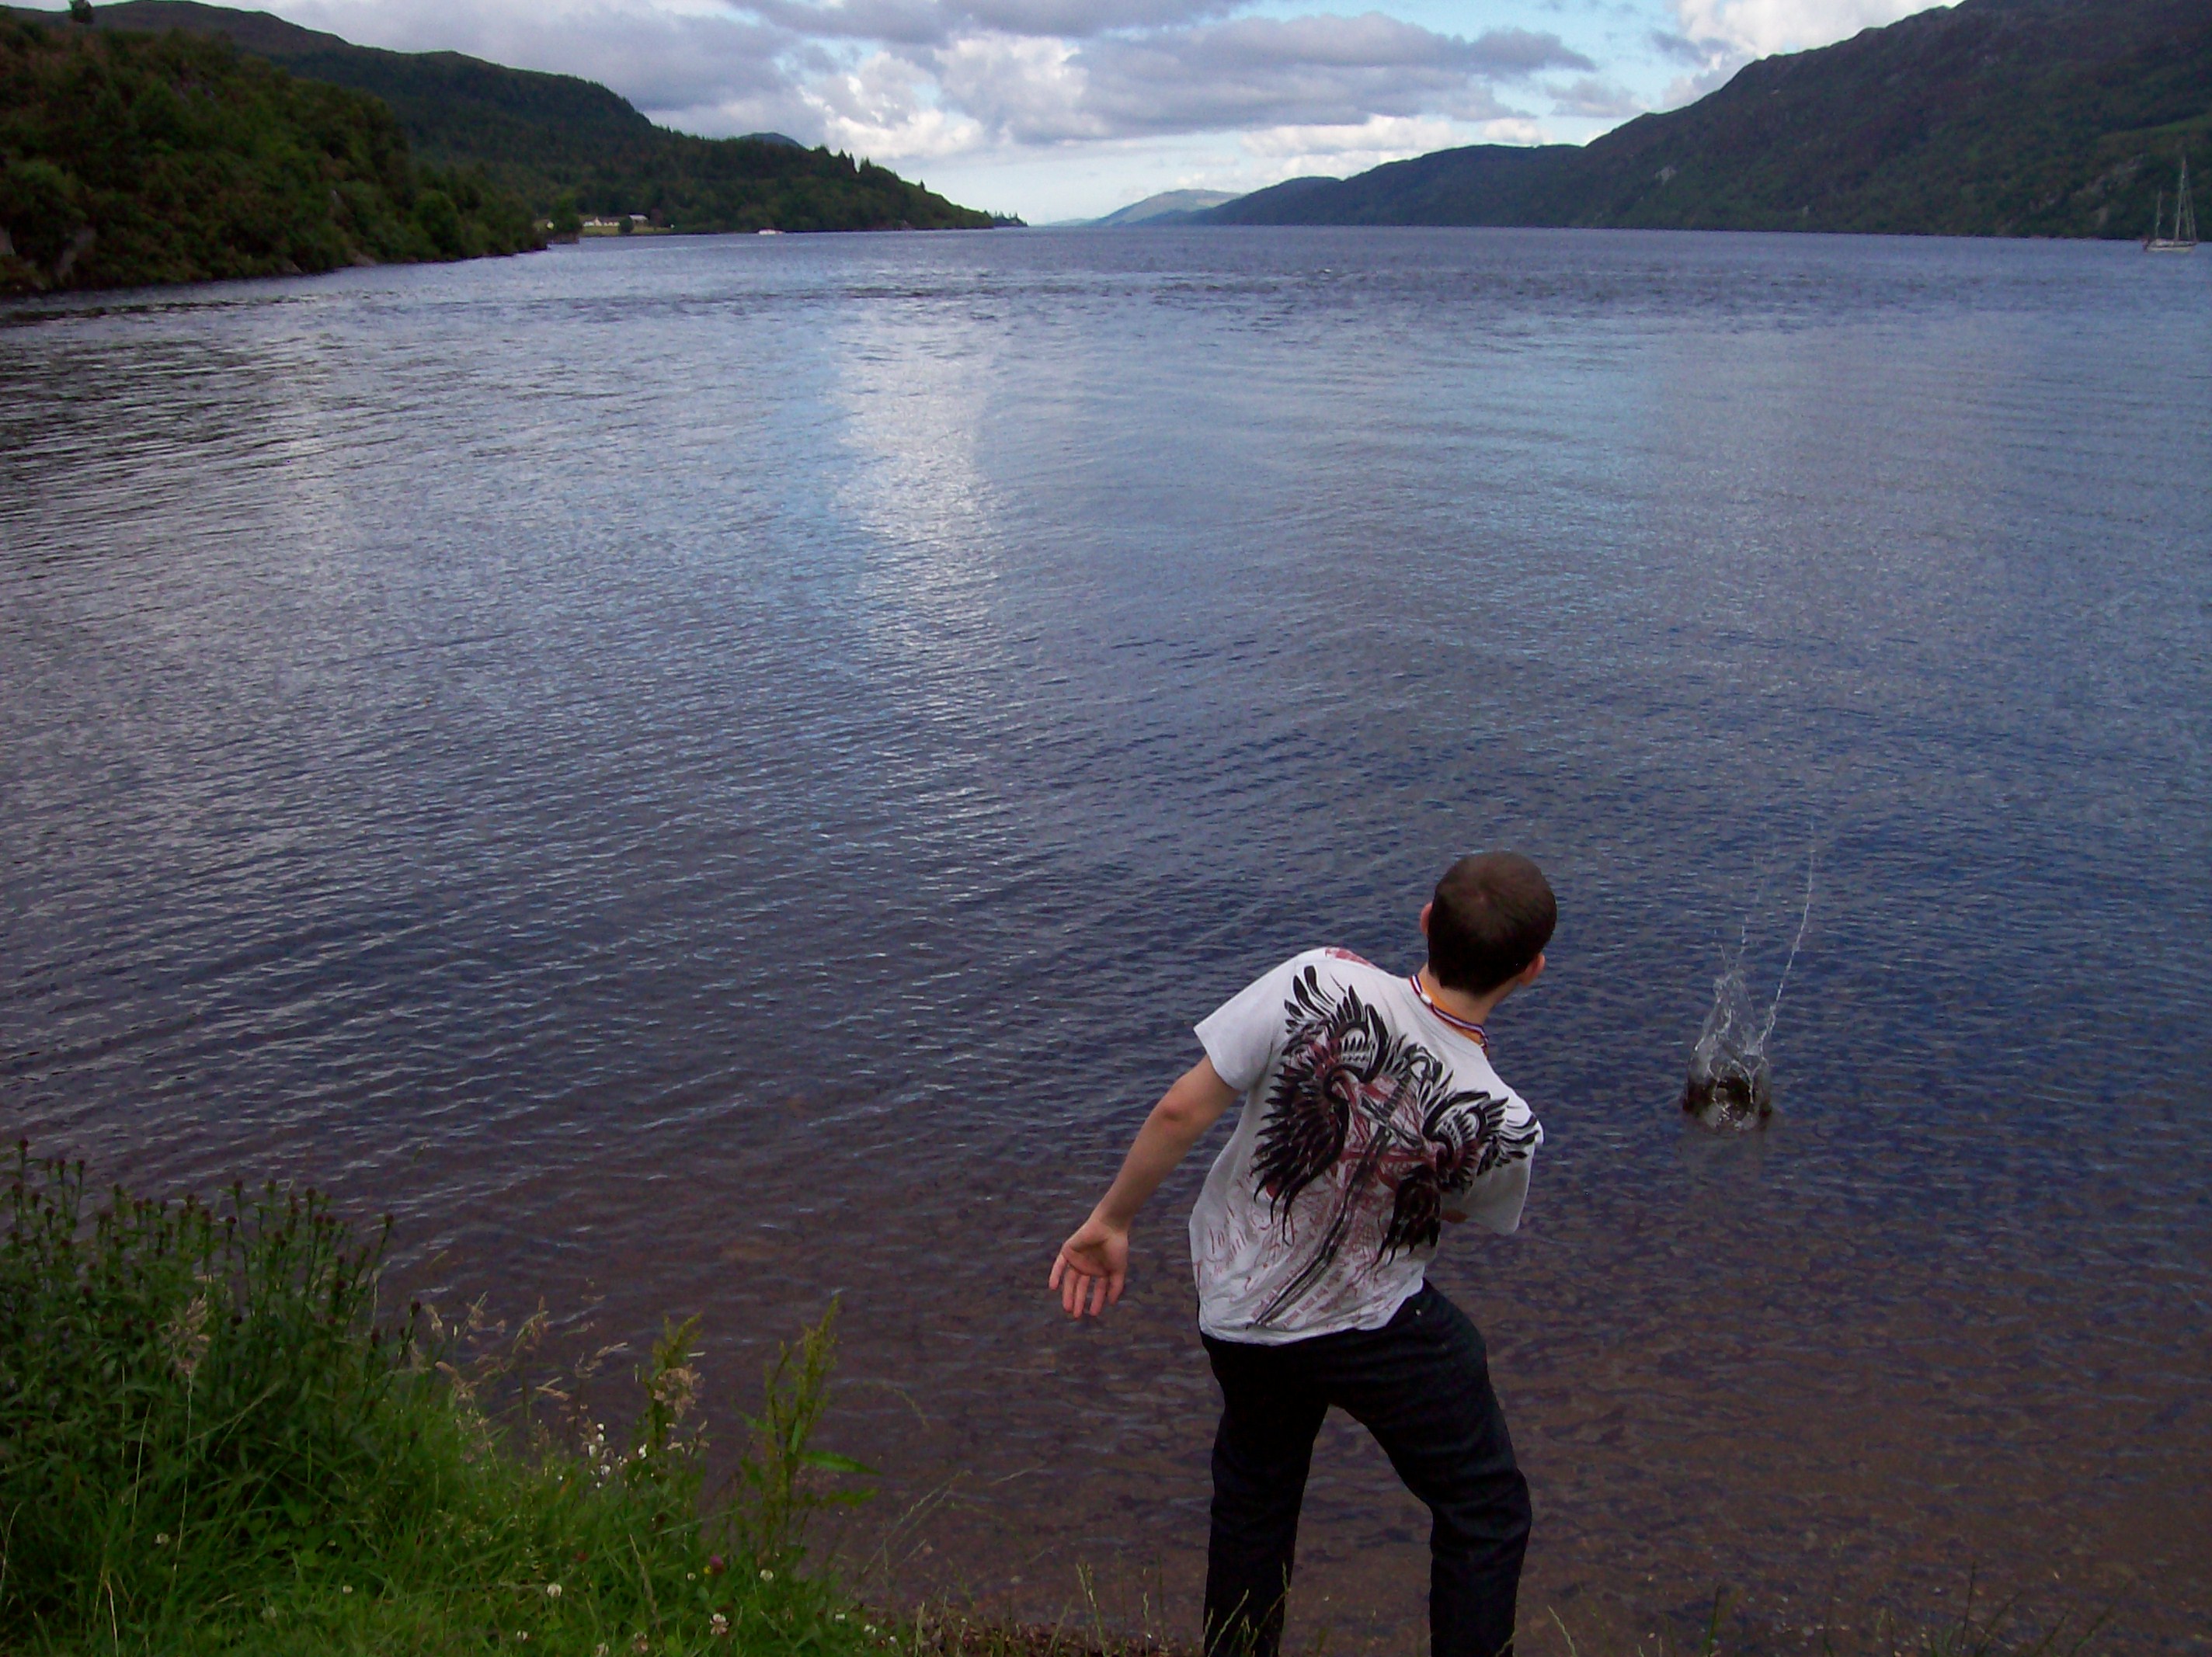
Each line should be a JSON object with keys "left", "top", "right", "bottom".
{"left": 1049, "top": 1217, "right": 1129, "bottom": 1318}
{"left": 1044, "top": 1057, "right": 1239, "bottom": 1321}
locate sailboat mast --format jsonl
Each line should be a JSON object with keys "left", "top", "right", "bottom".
{"left": 2142, "top": 155, "right": 2199, "bottom": 250}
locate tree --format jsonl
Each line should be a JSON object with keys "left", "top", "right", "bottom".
{"left": 1, "top": 23, "right": 543, "bottom": 295}
{"left": 0, "top": 158, "right": 82, "bottom": 268}
{"left": 68, "top": 0, "right": 93, "bottom": 23}
{"left": 413, "top": 188, "right": 463, "bottom": 255}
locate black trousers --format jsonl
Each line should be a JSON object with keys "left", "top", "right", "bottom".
{"left": 1201, "top": 1285, "right": 1530, "bottom": 1657}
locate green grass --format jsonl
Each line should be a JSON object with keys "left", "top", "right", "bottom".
{"left": 0, "top": 1144, "right": 870, "bottom": 1655}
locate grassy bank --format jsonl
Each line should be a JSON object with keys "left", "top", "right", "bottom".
{"left": 0, "top": 1146, "right": 2102, "bottom": 1657}
{"left": 0, "top": 1145, "right": 873, "bottom": 1655}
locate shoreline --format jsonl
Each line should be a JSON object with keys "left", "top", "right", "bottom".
{"left": 0, "top": 1148, "right": 2116, "bottom": 1657}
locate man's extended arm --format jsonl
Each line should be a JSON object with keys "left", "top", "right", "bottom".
{"left": 1049, "top": 1056, "right": 1241, "bottom": 1318}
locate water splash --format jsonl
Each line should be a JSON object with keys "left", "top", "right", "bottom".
{"left": 1683, "top": 843, "right": 1815, "bottom": 1131}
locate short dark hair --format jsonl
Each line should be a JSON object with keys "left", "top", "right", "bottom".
{"left": 1427, "top": 852, "right": 1556, "bottom": 994}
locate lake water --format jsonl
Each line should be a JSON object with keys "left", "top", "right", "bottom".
{"left": 4, "top": 228, "right": 2209, "bottom": 1653}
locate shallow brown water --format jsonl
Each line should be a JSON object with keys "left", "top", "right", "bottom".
{"left": 4, "top": 228, "right": 2209, "bottom": 1652}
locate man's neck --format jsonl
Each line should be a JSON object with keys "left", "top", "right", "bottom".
{"left": 1417, "top": 964, "right": 1512, "bottom": 1030}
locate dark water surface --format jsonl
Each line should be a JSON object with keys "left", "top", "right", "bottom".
{"left": 5, "top": 228, "right": 2210, "bottom": 1652}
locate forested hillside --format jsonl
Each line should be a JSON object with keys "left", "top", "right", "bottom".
{"left": 0, "top": 12, "right": 537, "bottom": 294}
{"left": 1206, "top": 0, "right": 2210, "bottom": 238}
{"left": 66, "top": 1, "right": 1001, "bottom": 232}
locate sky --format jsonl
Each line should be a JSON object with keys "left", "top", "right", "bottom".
{"left": 99, "top": 0, "right": 1953, "bottom": 220}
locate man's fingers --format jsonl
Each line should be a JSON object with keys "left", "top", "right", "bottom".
{"left": 1048, "top": 1232, "right": 1129, "bottom": 1318}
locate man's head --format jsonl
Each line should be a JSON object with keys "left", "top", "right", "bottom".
{"left": 1421, "top": 852, "right": 1556, "bottom": 995}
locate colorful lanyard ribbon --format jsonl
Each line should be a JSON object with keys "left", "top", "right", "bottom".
{"left": 1409, "top": 974, "right": 1487, "bottom": 1050}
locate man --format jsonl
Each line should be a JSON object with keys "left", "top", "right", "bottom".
{"left": 1049, "top": 851, "right": 1554, "bottom": 1657}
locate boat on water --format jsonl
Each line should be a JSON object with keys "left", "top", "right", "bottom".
{"left": 2143, "top": 155, "right": 2199, "bottom": 252}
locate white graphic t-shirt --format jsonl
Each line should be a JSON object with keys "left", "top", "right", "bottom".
{"left": 1189, "top": 948, "right": 1543, "bottom": 1344}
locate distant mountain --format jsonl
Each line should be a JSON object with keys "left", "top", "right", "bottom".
{"left": 1086, "top": 189, "right": 1245, "bottom": 227}
{"left": 1203, "top": 0, "right": 2210, "bottom": 238}
{"left": 1210, "top": 150, "right": 1560, "bottom": 228}
{"left": 33, "top": 1, "right": 1001, "bottom": 233}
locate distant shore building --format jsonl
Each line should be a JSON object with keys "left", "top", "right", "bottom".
{"left": 579, "top": 214, "right": 672, "bottom": 237}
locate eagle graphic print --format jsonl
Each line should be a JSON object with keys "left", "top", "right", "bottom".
{"left": 1246, "top": 964, "right": 1539, "bottom": 1329}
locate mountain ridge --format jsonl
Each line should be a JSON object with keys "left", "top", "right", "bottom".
{"left": 21, "top": 0, "right": 1002, "bottom": 233}
{"left": 1202, "top": 0, "right": 2211, "bottom": 238}
{"left": 1084, "top": 188, "right": 1243, "bottom": 227}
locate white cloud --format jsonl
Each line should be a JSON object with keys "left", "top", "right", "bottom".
{"left": 1645, "top": 27, "right": 1709, "bottom": 65}
{"left": 242, "top": 0, "right": 1755, "bottom": 220}
{"left": 1240, "top": 114, "right": 1462, "bottom": 179}
{"left": 807, "top": 49, "right": 990, "bottom": 156}
{"left": 1488, "top": 116, "right": 1547, "bottom": 142}
{"left": 1059, "top": 15, "right": 1573, "bottom": 139}
{"left": 776, "top": 11, "right": 1588, "bottom": 156}
{"left": 1658, "top": 57, "right": 1745, "bottom": 109}
{"left": 1547, "top": 75, "right": 1641, "bottom": 118}
{"left": 745, "top": 0, "right": 1238, "bottom": 46}
{"left": 1672, "top": 0, "right": 1943, "bottom": 61}
{"left": 287, "top": 0, "right": 805, "bottom": 120}
{"left": 1649, "top": 0, "right": 1947, "bottom": 113}
{"left": 927, "top": 33, "right": 1096, "bottom": 142}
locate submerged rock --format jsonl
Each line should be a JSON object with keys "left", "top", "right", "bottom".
{"left": 1682, "top": 1060, "right": 1772, "bottom": 1129}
